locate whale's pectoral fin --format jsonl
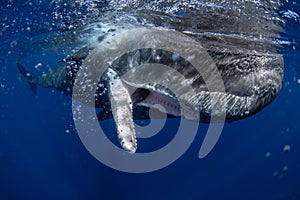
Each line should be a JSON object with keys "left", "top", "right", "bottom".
{"left": 107, "top": 67, "right": 137, "bottom": 153}
{"left": 17, "top": 62, "right": 37, "bottom": 95}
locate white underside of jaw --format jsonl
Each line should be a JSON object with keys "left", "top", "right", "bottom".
{"left": 137, "top": 91, "right": 181, "bottom": 116}
{"left": 137, "top": 90, "right": 199, "bottom": 121}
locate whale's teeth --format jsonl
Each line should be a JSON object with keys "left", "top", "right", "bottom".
{"left": 107, "top": 67, "right": 137, "bottom": 153}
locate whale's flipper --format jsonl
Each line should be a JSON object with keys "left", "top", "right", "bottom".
{"left": 107, "top": 67, "right": 137, "bottom": 153}
{"left": 17, "top": 62, "right": 37, "bottom": 95}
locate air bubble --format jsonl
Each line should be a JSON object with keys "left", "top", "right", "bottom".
{"left": 283, "top": 145, "right": 291, "bottom": 153}
{"left": 282, "top": 165, "right": 288, "bottom": 173}
{"left": 35, "top": 63, "right": 42, "bottom": 70}
{"left": 265, "top": 152, "right": 271, "bottom": 158}
{"left": 10, "top": 40, "right": 17, "bottom": 48}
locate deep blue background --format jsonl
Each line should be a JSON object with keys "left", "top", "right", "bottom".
{"left": 1, "top": 0, "right": 300, "bottom": 199}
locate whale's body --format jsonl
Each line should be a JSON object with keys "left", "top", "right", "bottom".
{"left": 18, "top": 0, "right": 284, "bottom": 153}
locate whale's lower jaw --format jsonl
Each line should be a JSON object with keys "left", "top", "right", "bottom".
{"left": 136, "top": 91, "right": 181, "bottom": 117}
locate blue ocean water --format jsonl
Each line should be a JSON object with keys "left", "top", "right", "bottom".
{"left": 1, "top": 0, "right": 300, "bottom": 199}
